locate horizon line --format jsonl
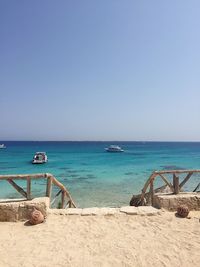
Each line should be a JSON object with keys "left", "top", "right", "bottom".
{"left": 1, "top": 140, "right": 200, "bottom": 143}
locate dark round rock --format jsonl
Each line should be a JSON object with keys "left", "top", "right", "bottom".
{"left": 177, "top": 205, "right": 189, "bottom": 218}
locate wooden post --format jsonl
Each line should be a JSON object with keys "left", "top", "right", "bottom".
{"left": 173, "top": 174, "right": 179, "bottom": 194}
{"left": 46, "top": 177, "right": 52, "bottom": 198}
{"left": 140, "top": 173, "right": 156, "bottom": 204}
{"left": 27, "top": 178, "right": 31, "bottom": 200}
{"left": 150, "top": 180, "right": 154, "bottom": 206}
{"left": 61, "top": 191, "right": 65, "bottom": 208}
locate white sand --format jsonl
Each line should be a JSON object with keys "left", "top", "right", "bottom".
{"left": 0, "top": 211, "right": 199, "bottom": 267}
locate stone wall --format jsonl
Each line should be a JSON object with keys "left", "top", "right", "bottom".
{"left": 0, "top": 197, "right": 49, "bottom": 222}
{"left": 153, "top": 192, "right": 200, "bottom": 211}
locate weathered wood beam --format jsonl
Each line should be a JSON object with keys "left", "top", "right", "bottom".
{"left": 179, "top": 172, "right": 193, "bottom": 189}
{"left": 150, "top": 180, "right": 154, "bottom": 206}
{"left": 158, "top": 173, "right": 174, "bottom": 191}
{"left": 7, "top": 179, "right": 27, "bottom": 198}
{"left": 61, "top": 191, "right": 65, "bottom": 208}
{"left": 46, "top": 177, "right": 52, "bottom": 198}
{"left": 50, "top": 189, "right": 62, "bottom": 206}
{"left": 64, "top": 200, "right": 70, "bottom": 209}
{"left": 68, "top": 200, "right": 72, "bottom": 208}
{"left": 140, "top": 173, "right": 156, "bottom": 203}
{"left": 26, "top": 178, "right": 31, "bottom": 200}
{"left": 0, "top": 173, "right": 48, "bottom": 180}
{"left": 193, "top": 182, "right": 200, "bottom": 192}
{"left": 155, "top": 169, "right": 200, "bottom": 175}
{"left": 173, "top": 174, "right": 179, "bottom": 194}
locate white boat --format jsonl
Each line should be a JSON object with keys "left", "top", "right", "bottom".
{"left": 105, "top": 145, "right": 124, "bottom": 152}
{"left": 32, "top": 152, "right": 48, "bottom": 164}
{"left": 0, "top": 144, "right": 6, "bottom": 149}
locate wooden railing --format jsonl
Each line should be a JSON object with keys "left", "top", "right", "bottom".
{"left": 139, "top": 169, "right": 200, "bottom": 206}
{"left": 0, "top": 173, "right": 76, "bottom": 208}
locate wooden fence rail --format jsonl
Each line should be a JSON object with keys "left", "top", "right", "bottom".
{"left": 0, "top": 173, "right": 76, "bottom": 208}
{"left": 139, "top": 169, "right": 200, "bottom": 206}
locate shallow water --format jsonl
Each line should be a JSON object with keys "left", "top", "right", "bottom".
{"left": 0, "top": 141, "right": 200, "bottom": 207}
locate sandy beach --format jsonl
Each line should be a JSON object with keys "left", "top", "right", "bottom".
{"left": 0, "top": 211, "right": 199, "bottom": 267}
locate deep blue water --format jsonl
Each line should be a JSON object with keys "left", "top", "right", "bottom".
{"left": 0, "top": 141, "right": 200, "bottom": 207}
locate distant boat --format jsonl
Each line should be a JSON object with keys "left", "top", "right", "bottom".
{"left": 105, "top": 145, "right": 124, "bottom": 152}
{"left": 32, "top": 152, "right": 48, "bottom": 164}
{"left": 0, "top": 144, "right": 6, "bottom": 149}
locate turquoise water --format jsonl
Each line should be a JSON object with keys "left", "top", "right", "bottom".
{"left": 0, "top": 141, "right": 200, "bottom": 207}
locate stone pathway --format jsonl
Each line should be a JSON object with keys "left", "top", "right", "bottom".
{"left": 48, "top": 206, "right": 162, "bottom": 216}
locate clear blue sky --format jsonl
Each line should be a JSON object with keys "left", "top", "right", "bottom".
{"left": 0, "top": 0, "right": 200, "bottom": 141}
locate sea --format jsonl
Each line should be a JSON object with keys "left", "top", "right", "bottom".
{"left": 0, "top": 141, "right": 200, "bottom": 208}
